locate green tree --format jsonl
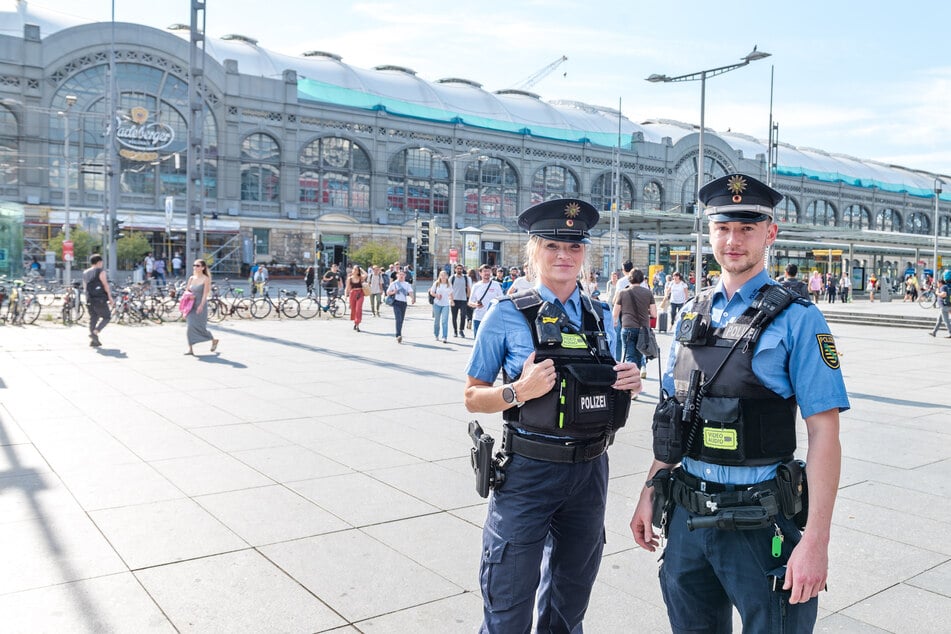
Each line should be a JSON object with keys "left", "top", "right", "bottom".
{"left": 348, "top": 242, "right": 400, "bottom": 270}
{"left": 116, "top": 233, "right": 151, "bottom": 270}
{"left": 48, "top": 226, "right": 99, "bottom": 265}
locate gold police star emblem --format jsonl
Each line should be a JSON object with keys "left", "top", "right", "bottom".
{"left": 564, "top": 202, "right": 581, "bottom": 218}
{"left": 727, "top": 175, "right": 748, "bottom": 195}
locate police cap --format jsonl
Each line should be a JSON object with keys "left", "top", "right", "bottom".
{"left": 699, "top": 173, "right": 783, "bottom": 223}
{"left": 517, "top": 198, "right": 599, "bottom": 244}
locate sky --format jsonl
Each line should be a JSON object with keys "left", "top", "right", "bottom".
{"left": 18, "top": 0, "right": 951, "bottom": 176}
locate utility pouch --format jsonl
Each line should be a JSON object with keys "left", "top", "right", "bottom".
{"left": 776, "top": 459, "right": 808, "bottom": 529}
{"left": 562, "top": 364, "right": 627, "bottom": 430}
{"left": 652, "top": 391, "right": 684, "bottom": 463}
{"left": 647, "top": 469, "right": 674, "bottom": 533}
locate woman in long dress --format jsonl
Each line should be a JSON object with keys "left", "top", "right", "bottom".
{"left": 185, "top": 259, "right": 218, "bottom": 355}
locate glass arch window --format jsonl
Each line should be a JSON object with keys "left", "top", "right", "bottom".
{"left": 51, "top": 62, "right": 217, "bottom": 204}
{"left": 875, "top": 208, "right": 901, "bottom": 232}
{"left": 0, "top": 105, "right": 17, "bottom": 188}
{"left": 939, "top": 215, "right": 950, "bottom": 237}
{"left": 775, "top": 196, "right": 799, "bottom": 224}
{"left": 463, "top": 157, "right": 519, "bottom": 220}
{"left": 842, "top": 204, "right": 871, "bottom": 230}
{"left": 241, "top": 133, "right": 280, "bottom": 202}
{"left": 804, "top": 199, "right": 836, "bottom": 226}
{"left": 386, "top": 148, "right": 450, "bottom": 214}
{"left": 299, "top": 136, "right": 370, "bottom": 210}
{"left": 643, "top": 181, "right": 663, "bottom": 209}
{"left": 590, "top": 173, "right": 633, "bottom": 211}
{"left": 531, "top": 165, "right": 579, "bottom": 205}
{"left": 905, "top": 212, "right": 930, "bottom": 235}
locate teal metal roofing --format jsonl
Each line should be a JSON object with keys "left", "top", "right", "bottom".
{"left": 5, "top": 3, "right": 945, "bottom": 201}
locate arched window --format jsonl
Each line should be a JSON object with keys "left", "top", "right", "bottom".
{"left": 241, "top": 133, "right": 280, "bottom": 202}
{"left": 643, "top": 181, "right": 663, "bottom": 209}
{"left": 875, "top": 208, "right": 901, "bottom": 232}
{"left": 939, "top": 215, "right": 950, "bottom": 237}
{"left": 805, "top": 199, "right": 836, "bottom": 226}
{"left": 906, "top": 212, "right": 930, "bottom": 235}
{"left": 463, "top": 157, "right": 519, "bottom": 220}
{"left": 299, "top": 137, "right": 370, "bottom": 210}
{"left": 0, "top": 105, "right": 17, "bottom": 189}
{"left": 386, "top": 147, "right": 450, "bottom": 214}
{"left": 775, "top": 196, "right": 799, "bottom": 223}
{"left": 51, "top": 63, "right": 218, "bottom": 206}
{"left": 842, "top": 204, "right": 871, "bottom": 230}
{"left": 590, "top": 173, "right": 633, "bottom": 211}
{"left": 531, "top": 165, "right": 579, "bottom": 205}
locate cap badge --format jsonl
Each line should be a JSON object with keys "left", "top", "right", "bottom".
{"left": 727, "top": 175, "right": 747, "bottom": 203}
{"left": 564, "top": 202, "right": 581, "bottom": 218}
{"left": 566, "top": 219, "right": 575, "bottom": 227}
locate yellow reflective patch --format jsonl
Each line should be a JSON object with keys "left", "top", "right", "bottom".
{"left": 541, "top": 316, "right": 559, "bottom": 324}
{"left": 703, "top": 427, "right": 738, "bottom": 450}
{"left": 560, "top": 333, "right": 587, "bottom": 348}
{"left": 816, "top": 334, "right": 840, "bottom": 369}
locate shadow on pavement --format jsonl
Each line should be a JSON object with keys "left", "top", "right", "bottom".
{"left": 195, "top": 354, "right": 248, "bottom": 369}
{"left": 847, "top": 392, "right": 947, "bottom": 409}
{"left": 94, "top": 348, "right": 128, "bottom": 359}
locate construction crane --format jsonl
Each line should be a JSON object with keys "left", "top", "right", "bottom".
{"left": 510, "top": 55, "right": 568, "bottom": 90}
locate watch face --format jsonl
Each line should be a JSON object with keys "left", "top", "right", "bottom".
{"left": 502, "top": 386, "right": 515, "bottom": 404}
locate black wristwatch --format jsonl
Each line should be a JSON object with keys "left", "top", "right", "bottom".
{"left": 502, "top": 384, "right": 524, "bottom": 407}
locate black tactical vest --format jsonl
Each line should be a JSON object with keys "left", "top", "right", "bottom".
{"left": 501, "top": 290, "right": 629, "bottom": 439}
{"left": 673, "top": 285, "right": 799, "bottom": 466}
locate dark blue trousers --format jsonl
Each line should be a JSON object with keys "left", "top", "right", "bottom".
{"left": 479, "top": 452, "right": 608, "bottom": 633}
{"left": 659, "top": 504, "right": 818, "bottom": 633}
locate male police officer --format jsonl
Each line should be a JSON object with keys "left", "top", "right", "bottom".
{"left": 465, "top": 199, "right": 641, "bottom": 633}
{"left": 630, "top": 174, "right": 849, "bottom": 632}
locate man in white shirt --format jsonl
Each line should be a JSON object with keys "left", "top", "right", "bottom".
{"left": 468, "top": 264, "right": 504, "bottom": 337}
{"left": 506, "top": 262, "right": 533, "bottom": 296}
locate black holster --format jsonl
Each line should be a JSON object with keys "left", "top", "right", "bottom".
{"left": 647, "top": 468, "right": 674, "bottom": 535}
{"left": 468, "top": 421, "right": 507, "bottom": 498}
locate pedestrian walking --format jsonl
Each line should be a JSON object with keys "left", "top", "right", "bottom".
{"left": 464, "top": 198, "right": 640, "bottom": 632}
{"left": 929, "top": 270, "right": 951, "bottom": 337}
{"left": 345, "top": 265, "right": 366, "bottom": 332}
{"left": 385, "top": 270, "right": 415, "bottom": 343}
{"left": 429, "top": 269, "right": 451, "bottom": 343}
{"left": 449, "top": 264, "right": 471, "bottom": 337}
{"left": 184, "top": 259, "right": 219, "bottom": 355}
{"left": 82, "top": 254, "right": 114, "bottom": 347}
{"left": 468, "top": 264, "right": 504, "bottom": 337}
{"left": 630, "top": 173, "right": 849, "bottom": 633}
{"left": 612, "top": 268, "right": 656, "bottom": 385}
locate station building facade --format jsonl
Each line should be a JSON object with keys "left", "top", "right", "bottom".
{"left": 0, "top": 4, "right": 948, "bottom": 286}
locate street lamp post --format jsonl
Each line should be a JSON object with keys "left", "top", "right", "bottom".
{"left": 647, "top": 46, "right": 771, "bottom": 290}
{"left": 935, "top": 178, "right": 943, "bottom": 279}
{"left": 59, "top": 95, "right": 78, "bottom": 291}
{"left": 421, "top": 146, "right": 483, "bottom": 262}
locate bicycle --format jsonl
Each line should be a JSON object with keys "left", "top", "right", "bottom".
{"left": 207, "top": 285, "right": 252, "bottom": 322}
{"left": 3, "top": 280, "right": 41, "bottom": 325}
{"left": 61, "top": 282, "right": 86, "bottom": 325}
{"left": 250, "top": 285, "right": 300, "bottom": 319}
{"left": 298, "top": 287, "right": 346, "bottom": 318}
{"left": 918, "top": 288, "right": 937, "bottom": 308}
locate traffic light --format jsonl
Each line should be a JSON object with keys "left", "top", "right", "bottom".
{"left": 419, "top": 220, "right": 430, "bottom": 253}
{"left": 110, "top": 219, "right": 124, "bottom": 240}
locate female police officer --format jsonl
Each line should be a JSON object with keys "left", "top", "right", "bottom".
{"left": 631, "top": 174, "right": 849, "bottom": 633}
{"left": 464, "top": 198, "right": 642, "bottom": 633}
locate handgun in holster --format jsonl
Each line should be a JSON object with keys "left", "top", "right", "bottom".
{"left": 468, "top": 421, "right": 507, "bottom": 498}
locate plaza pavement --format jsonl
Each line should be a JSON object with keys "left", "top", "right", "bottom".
{"left": 0, "top": 295, "right": 949, "bottom": 633}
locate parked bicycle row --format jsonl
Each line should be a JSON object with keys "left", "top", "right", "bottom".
{"left": 1, "top": 275, "right": 349, "bottom": 326}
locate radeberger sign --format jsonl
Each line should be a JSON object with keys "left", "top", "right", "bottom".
{"left": 115, "top": 106, "right": 174, "bottom": 158}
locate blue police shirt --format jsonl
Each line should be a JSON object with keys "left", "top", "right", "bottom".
{"left": 466, "top": 284, "right": 617, "bottom": 386}
{"left": 662, "top": 270, "right": 850, "bottom": 485}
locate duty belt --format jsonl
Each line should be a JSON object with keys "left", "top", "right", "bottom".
{"left": 671, "top": 468, "right": 781, "bottom": 516}
{"left": 503, "top": 427, "right": 612, "bottom": 464}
